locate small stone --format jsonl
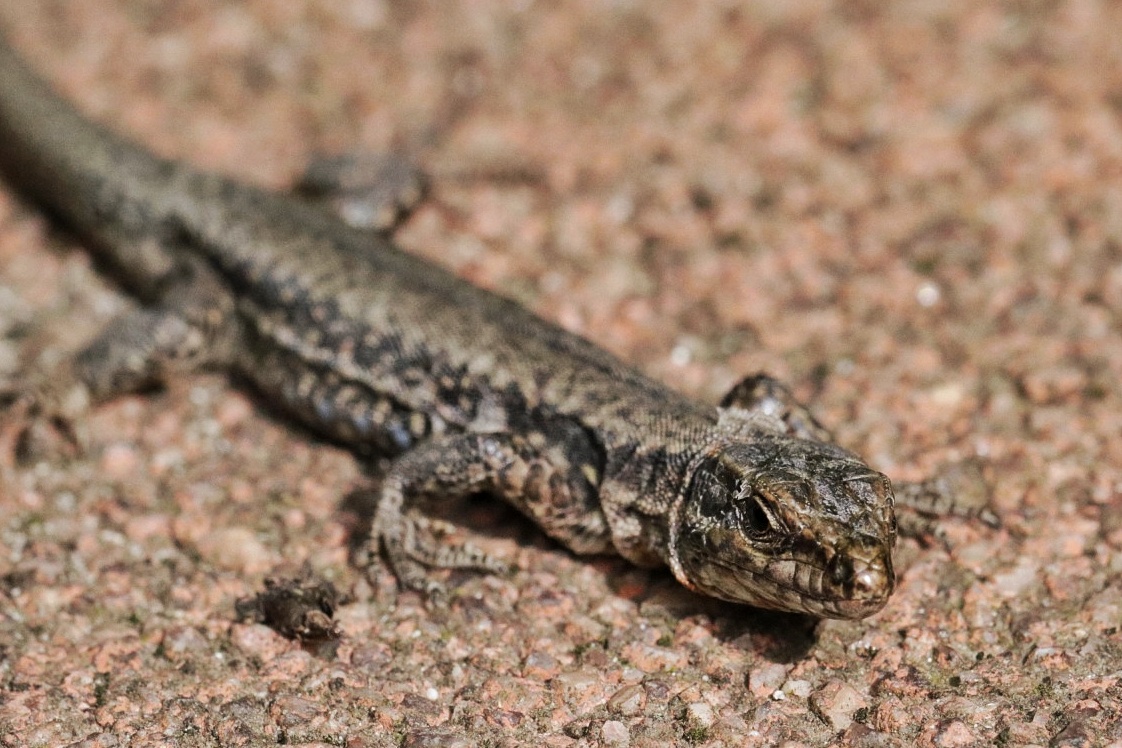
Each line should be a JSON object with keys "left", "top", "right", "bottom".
{"left": 552, "top": 670, "right": 608, "bottom": 711}
{"left": 783, "top": 679, "right": 813, "bottom": 698}
{"left": 100, "top": 442, "right": 139, "bottom": 478}
{"left": 270, "top": 694, "right": 321, "bottom": 729}
{"left": 619, "top": 642, "right": 688, "bottom": 672}
{"left": 195, "top": 526, "right": 271, "bottom": 573}
{"left": 601, "top": 719, "right": 630, "bottom": 745}
{"left": 484, "top": 708, "right": 523, "bottom": 728}
{"left": 809, "top": 680, "right": 867, "bottom": 731}
{"left": 401, "top": 729, "right": 472, "bottom": 748}
{"left": 124, "top": 513, "right": 171, "bottom": 542}
{"left": 934, "top": 720, "right": 977, "bottom": 747}
{"left": 685, "top": 701, "right": 715, "bottom": 729}
{"left": 747, "top": 662, "right": 789, "bottom": 698}
{"left": 607, "top": 684, "right": 646, "bottom": 716}
{"left": 523, "top": 651, "right": 561, "bottom": 680}
{"left": 160, "top": 625, "right": 210, "bottom": 662}
{"left": 229, "top": 623, "right": 288, "bottom": 660}
{"left": 992, "top": 558, "right": 1040, "bottom": 598}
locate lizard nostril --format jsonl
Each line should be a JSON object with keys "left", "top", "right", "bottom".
{"left": 853, "top": 568, "right": 884, "bottom": 595}
{"left": 850, "top": 559, "right": 892, "bottom": 600}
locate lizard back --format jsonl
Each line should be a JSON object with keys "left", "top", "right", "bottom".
{"left": 0, "top": 38, "right": 713, "bottom": 456}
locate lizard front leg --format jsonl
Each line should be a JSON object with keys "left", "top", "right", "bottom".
{"left": 6, "top": 265, "right": 239, "bottom": 459}
{"left": 893, "top": 458, "right": 999, "bottom": 540}
{"left": 720, "top": 374, "right": 998, "bottom": 539}
{"left": 719, "top": 372, "right": 835, "bottom": 442}
{"left": 368, "top": 425, "right": 612, "bottom": 599}
{"left": 295, "top": 153, "right": 427, "bottom": 232}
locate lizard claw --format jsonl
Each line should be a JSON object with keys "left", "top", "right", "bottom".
{"left": 358, "top": 506, "right": 511, "bottom": 603}
{"left": 0, "top": 369, "right": 90, "bottom": 464}
{"left": 421, "top": 581, "right": 449, "bottom": 609}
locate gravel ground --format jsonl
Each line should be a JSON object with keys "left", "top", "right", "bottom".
{"left": 2, "top": 1, "right": 1121, "bottom": 746}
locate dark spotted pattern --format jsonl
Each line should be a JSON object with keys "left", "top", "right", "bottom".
{"left": 0, "top": 39, "right": 898, "bottom": 618}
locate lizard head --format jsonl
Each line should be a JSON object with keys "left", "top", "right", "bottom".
{"left": 670, "top": 434, "right": 897, "bottom": 619}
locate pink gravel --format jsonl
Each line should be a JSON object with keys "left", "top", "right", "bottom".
{"left": 2, "top": 1, "right": 1122, "bottom": 745}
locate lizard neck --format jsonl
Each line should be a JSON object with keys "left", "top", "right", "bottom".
{"left": 598, "top": 418, "right": 725, "bottom": 570}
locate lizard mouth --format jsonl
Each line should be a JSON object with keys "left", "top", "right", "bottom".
{"left": 692, "top": 552, "right": 895, "bottom": 619}
{"left": 668, "top": 437, "right": 898, "bottom": 619}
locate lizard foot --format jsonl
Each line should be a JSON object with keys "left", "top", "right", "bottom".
{"left": 894, "top": 458, "right": 999, "bottom": 546}
{"left": 0, "top": 365, "right": 90, "bottom": 464}
{"left": 296, "top": 153, "right": 427, "bottom": 232}
{"left": 361, "top": 508, "right": 511, "bottom": 605}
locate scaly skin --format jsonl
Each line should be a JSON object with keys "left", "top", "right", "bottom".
{"left": 0, "top": 37, "right": 896, "bottom": 619}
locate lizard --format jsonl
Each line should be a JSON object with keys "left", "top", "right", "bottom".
{"left": 0, "top": 35, "right": 898, "bottom": 620}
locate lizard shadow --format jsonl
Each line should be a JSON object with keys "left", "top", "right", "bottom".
{"left": 604, "top": 567, "right": 822, "bottom": 663}
{"left": 331, "top": 464, "right": 821, "bottom": 663}
{"left": 711, "top": 607, "right": 822, "bottom": 663}
{"left": 216, "top": 386, "right": 821, "bottom": 664}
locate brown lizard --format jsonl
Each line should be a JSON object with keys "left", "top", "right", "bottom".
{"left": 0, "top": 36, "right": 898, "bottom": 619}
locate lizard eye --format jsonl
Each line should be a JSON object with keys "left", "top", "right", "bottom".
{"left": 740, "top": 492, "right": 777, "bottom": 539}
